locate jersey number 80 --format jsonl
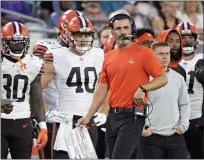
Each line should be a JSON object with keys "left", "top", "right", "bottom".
{"left": 3, "top": 74, "right": 28, "bottom": 102}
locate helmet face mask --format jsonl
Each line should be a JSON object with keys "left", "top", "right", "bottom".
{"left": 181, "top": 35, "right": 196, "bottom": 55}
{"left": 176, "top": 22, "right": 198, "bottom": 56}
{"left": 1, "top": 22, "right": 30, "bottom": 61}
{"left": 71, "top": 32, "right": 93, "bottom": 53}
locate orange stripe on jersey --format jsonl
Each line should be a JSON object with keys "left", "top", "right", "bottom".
{"left": 33, "top": 45, "right": 47, "bottom": 52}
{"left": 43, "top": 53, "right": 53, "bottom": 63}
{"left": 33, "top": 45, "right": 48, "bottom": 56}
{"left": 34, "top": 50, "right": 46, "bottom": 55}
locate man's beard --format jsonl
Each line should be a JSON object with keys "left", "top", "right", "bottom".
{"left": 170, "top": 48, "right": 181, "bottom": 62}
{"left": 116, "top": 35, "right": 133, "bottom": 45}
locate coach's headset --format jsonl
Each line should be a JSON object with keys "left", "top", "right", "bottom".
{"left": 108, "top": 14, "right": 137, "bottom": 42}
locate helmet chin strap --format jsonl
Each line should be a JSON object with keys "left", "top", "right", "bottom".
{"left": 183, "top": 46, "right": 195, "bottom": 56}
{"left": 16, "top": 56, "right": 26, "bottom": 70}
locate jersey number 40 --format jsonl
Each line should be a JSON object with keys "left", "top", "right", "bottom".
{"left": 66, "top": 67, "right": 98, "bottom": 93}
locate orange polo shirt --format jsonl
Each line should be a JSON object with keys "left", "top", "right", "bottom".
{"left": 99, "top": 42, "right": 164, "bottom": 108}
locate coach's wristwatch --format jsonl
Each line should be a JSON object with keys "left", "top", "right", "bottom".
{"left": 140, "top": 86, "right": 147, "bottom": 93}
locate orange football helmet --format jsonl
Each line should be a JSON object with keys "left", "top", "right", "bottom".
{"left": 66, "top": 16, "right": 95, "bottom": 52}
{"left": 176, "top": 22, "right": 198, "bottom": 55}
{"left": 1, "top": 21, "right": 30, "bottom": 59}
{"left": 58, "top": 10, "right": 82, "bottom": 44}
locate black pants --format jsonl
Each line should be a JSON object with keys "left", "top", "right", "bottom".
{"left": 96, "top": 125, "right": 107, "bottom": 159}
{"left": 138, "top": 133, "right": 187, "bottom": 159}
{"left": 1, "top": 118, "right": 33, "bottom": 159}
{"left": 42, "top": 122, "right": 53, "bottom": 159}
{"left": 184, "top": 117, "right": 203, "bottom": 159}
{"left": 43, "top": 115, "right": 98, "bottom": 159}
{"left": 106, "top": 112, "right": 145, "bottom": 159}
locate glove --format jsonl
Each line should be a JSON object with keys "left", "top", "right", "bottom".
{"left": 93, "top": 112, "right": 107, "bottom": 127}
{"left": 46, "top": 109, "right": 68, "bottom": 123}
{"left": 101, "top": 128, "right": 106, "bottom": 132}
{"left": 36, "top": 128, "right": 48, "bottom": 150}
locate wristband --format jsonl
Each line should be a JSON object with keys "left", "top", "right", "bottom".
{"left": 38, "top": 121, "right": 47, "bottom": 130}
{"left": 140, "top": 86, "right": 147, "bottom": 93}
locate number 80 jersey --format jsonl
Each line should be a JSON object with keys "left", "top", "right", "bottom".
{"left": 44, "top": 47, "right": 104, "bottom": 116}
{"left": 1, "top": 54, "right": 44, "bottom": 119}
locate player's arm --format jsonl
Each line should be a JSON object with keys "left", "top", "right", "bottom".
{"left": 41, "top": 53, "right": 55, "bottom": 89}
{"left": 86, "top": 83, "right": 109, "bottom": 120}
{"left": 177, "top": 77, "right": 191, "bottom": 134}
{"left": 30, "top": 74, "right": 48, "bottom": 150}
{"left": 30, "top": 74, "right": 46, "bottom": 123}
{"left": 134, "top": 49, "right": 167, "bottom": 106}
{"left": 43, "top": 92, "right": 48, "bottom": 112}
{"left": 77, "top": 58, "right": 110, "bottom": 126}
{"left": 93, "top": 90, "right": 110, "bottom": 127}
{"left": 195, "top": 59, "right": 204, "bottom": 85}
{"left": 141, "top": 72, "right": 167, "bottom": 91}
{"left": 85, "top": 57, "right": 110, "bottom": 120}
{"left": 98, "top": 90, "right": 110, "bottom": 116}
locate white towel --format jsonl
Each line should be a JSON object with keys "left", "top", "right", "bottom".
{"left": 53, "top": 115, "right": 73, "bottom": 151}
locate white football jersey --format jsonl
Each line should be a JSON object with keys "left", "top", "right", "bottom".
{"left": 1, "top": 54, "right": 43, "bottom": 119}
{"left": 179, "top": 53, "right": 203, "bottom": 120}
{"left": 34, "top": 40, "right": 62, "bottom": 111}
{"left": 46, "top": 47, "right": 104, "bottom": 116}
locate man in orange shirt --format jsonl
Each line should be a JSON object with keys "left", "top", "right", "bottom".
{"left": 77, "top": 14, "right": 167, "bottom": 159}
{"left": 133, "top": 28, "right": 155, "bottom": 48}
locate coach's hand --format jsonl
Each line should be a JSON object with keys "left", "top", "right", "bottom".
{"left": 142, "top": 127, "right": 156, "bottom": 137}
{"left": 76, "top": 116, "right": 90, "bottom": 127}
{"left": 175, "top": 126, "right": 183, "bottom": 134}
{"left": 36, "top": 128, "right": 48, "bottom": 150}
{"left": 133, "top": 87, "right": 145, "bottom": 106}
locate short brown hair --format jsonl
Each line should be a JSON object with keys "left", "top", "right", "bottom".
{"left": 97, "top": 26, "right": 112, "bottom": 39}
{"left": 151, "top": 41, "right": 169, "bottom": 51}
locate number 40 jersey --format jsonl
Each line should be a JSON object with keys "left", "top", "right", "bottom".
{"left": 1, "top": 54, "right": 44, "bottom": 119}
{"left": 179, "top": 53, "right": 203, "bottom": 120}
{"left": 44, "top": 47, "right": 104, "bottom": 116}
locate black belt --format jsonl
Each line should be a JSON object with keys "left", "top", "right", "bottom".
{"left": 110, "top": 107, "right": 133, "bottom": 113}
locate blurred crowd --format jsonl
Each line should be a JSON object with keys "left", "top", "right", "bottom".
{"left": 1, "top": 1, "right": 204, "bottom": 40}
